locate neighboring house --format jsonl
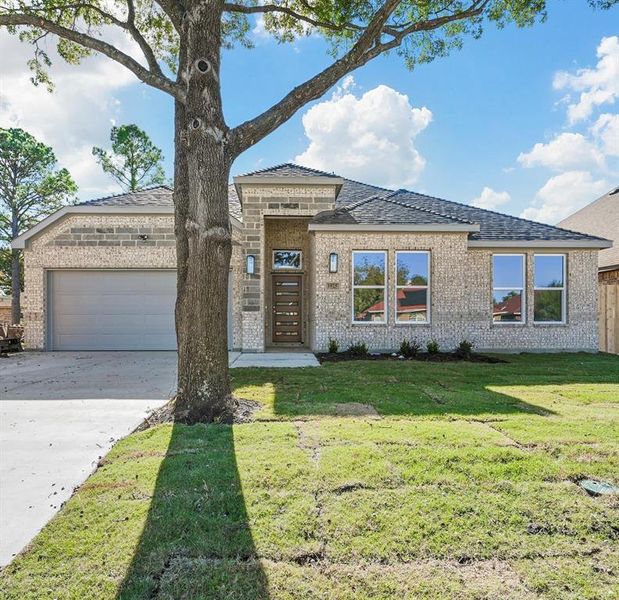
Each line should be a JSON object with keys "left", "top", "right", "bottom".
{"left": 559, "top": 187, "right": 619, "bottom": 354}
{"left": 12, "top": 164, "right": 611, "bottom": 353}
{"left": 558, "top": 187, "right": 619, "bottom": 283}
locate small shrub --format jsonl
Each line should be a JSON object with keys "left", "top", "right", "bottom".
{"left": 455, "top": 339, "right": 474, "bottom": 359}
{"left": 328, "top": 338, "right": 339, "bottom": 354}
{"left": 426, "top": 339, "right": 440, "bottom": 354}
{"left": 400, "top": 339, "right": 421, "bottom": 358}
{"left": 348, "top": 341, "right": 368, "bottom": 356}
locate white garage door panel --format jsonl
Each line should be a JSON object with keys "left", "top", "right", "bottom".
{"left": 50, "top": 271, "right": 178, "bottom": 351}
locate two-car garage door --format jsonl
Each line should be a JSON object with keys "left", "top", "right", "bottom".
{"left": 48, "top": 270, "right": 232, "bottom": 351}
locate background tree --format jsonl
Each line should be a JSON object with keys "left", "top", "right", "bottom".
{"left": 0, "top": 128, "right": 77, "bottom": 324}
{"left": 0, "top": 247, "right": 18, "bottom": 296}
{"left": 93, "top": 124, "right": 166, "bottom": 192}
{"left": 1, "top": 0, "right": 615, "bottom": 422}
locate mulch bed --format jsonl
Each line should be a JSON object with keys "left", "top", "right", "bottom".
{"left": 316, "top": 352, "right": 507, "bottom": 364}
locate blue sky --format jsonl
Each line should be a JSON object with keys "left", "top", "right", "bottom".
{"left": 1, "top": 2, "right": 617, "bottom": 222}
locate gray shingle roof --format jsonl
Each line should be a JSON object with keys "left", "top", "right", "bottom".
{"left": 81, "top": 186, "right": 174, "bottom": 207}
{"left": 313, "top": 195, "right": 470, "bottom": 226}
{"left": 79, "top": 184, "right": 243, "bottom": 222}
{"left": 75, "top": 166, "right": 609, "bottom": 244}
{"left": 388, "top": 190, "right": 605, "bottom": 242}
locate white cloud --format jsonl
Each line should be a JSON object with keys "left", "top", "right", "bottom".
{"left": 517, "top": 132, "right": 605, "bottom": 171}
{"left": 471, "top": 187, "right": 511, "bottom": 210}
{"left": 591, "top": 113, "right": 619, "bottom": 157}
{"left": 520, "top": 171, "right": 608, "bottom": 224}
{"left": 295, "top": 79, "right": 432, "bottom": 188}
{"left": 0, "top": 30, "right": 141, "bottom": 199}
{"left": 553, "top": 36, "right": 619, "bottom": 124}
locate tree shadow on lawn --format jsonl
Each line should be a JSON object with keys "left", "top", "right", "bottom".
{"left": 244, "top": 353, "right": 619, "bottom": 419}
{"left": 117, "top": 423, "right": 270, "bottom": 600}
{"left": 231, "top": 355, "right": 619, "bottom": 419}
{"left": 114, "top": 354, "right": 618, "bottom": 599}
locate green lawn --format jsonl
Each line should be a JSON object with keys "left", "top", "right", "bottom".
{"left": 2, "top": 353, "right": 618, "bottom": 599}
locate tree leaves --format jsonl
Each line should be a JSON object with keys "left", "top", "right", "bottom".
{"left": 92, "top": 124, "right": 167, "bottom": 192}
{"left": 0, "top": 127, "right": 77, "bottom": 243}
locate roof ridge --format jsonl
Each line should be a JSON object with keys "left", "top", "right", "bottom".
{"left": 237, "top": 162, "right": 340, "bottom": 178}
{"left": 384, "top": 192, "right": 476, "bottom": 225}
{"left": 79, "top": 185, "right": 172, "bottom": 206}
{"left": 391, "top": 188, "right": 607, "bottom": 239}
{"left": 333, "top": 194, "right": 381, "bottom": 213}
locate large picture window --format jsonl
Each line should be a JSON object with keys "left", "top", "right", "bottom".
{"left": 395, "top": 251, "right": 430, "bottom": 323}
{"left": 492, "top": 254, "right": 525, "bottom": 323}
{"left": 534, "top": 254, "right": 566, "bottom": 323}
{"left": 352, "top": 251, "right": 386, "bottom": 323}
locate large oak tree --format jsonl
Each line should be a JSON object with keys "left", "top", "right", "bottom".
{"left": 1, "top": 0, "right": 614, "bottom": 422}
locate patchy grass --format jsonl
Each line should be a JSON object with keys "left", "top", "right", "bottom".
{"left": 1, "top": 353, "right": 618, "bottom": 599}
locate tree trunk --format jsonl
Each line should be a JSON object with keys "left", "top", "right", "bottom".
{"left": 10, "top": 248, "right": 20, "bottom": 324}
{"left": 173, "top": 0, "right": 235, "bottom": 424}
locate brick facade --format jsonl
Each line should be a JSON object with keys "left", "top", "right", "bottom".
{"left": 18, "top": 183, "right": 601, "bottom": 353}
{"left": 20, "top": 213, "right": 244, "bottom": 350}
{"left": 239, "top": 184, "right": 336, "bottom": 351}
{"left": 311, "top": 230, "right": 599, "bottom": 352}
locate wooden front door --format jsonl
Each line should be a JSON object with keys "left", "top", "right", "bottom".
{"left": 272, "top": 274, "right": 303, "bottom": 343}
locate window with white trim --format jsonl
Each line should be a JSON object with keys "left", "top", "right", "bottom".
{"left": 492, "top": 254, "right": 525, "bottom": 323}
{"left": 352, "top": 251, "right": 386, "bottom": 323}
{"left": 534, "top": 254, "right": 566, "bottom": 323}
{"left": 395, "top": 251, "right": 430, "bottom": 323}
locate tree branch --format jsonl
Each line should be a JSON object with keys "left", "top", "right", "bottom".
{"left": 229, "top": 0, "right": 399, "bottom": 153}
{"left": 125, "top": 0, "right": 165, "bottom": 78}
{"left": 230, "top": 0, "right": 487, "bottom": 155}
{"left": 0, "top": 12, "right": 183, "bottom": 101}
{"left": 223, "top": 2, "right": 361, "bottom": 34}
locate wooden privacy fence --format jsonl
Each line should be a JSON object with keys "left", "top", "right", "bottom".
{"left": 599, "top": 284, "right": 619, "bottom": 354}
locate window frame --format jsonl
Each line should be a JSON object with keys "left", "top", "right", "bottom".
{"left": 272, "top": 249, "right": 303, "bottom": 271}
{"left": 492, "top": 253, "right": 526, "bottom": 325}
{"left": 351, "top": 250, "right": 388, "bottom": 325}
{"left": 394, "top": 250, "right": 431, "bottom": 325}
{"left": 533, "top": 253, "right": 567, "bottom": 325}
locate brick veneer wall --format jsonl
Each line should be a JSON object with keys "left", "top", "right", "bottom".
{"left": 239, "top": 183, "right": 336, "bottom": 351}
{"left": 19, "top": 200, "right": 600, "bottom": 353}
{"left": 311, "top": 231, "right": 599, "bottom": 353}
{"left": 47, "top": 224, "right": 176, "bottom": 247}
{"left": 21, "top": 213, "right": 244, "bottom": 350}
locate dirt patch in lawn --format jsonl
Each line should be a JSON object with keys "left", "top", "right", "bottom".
{"left": 317, "top": 352, "right": 507, "bottom": 364}
{"left": 135, "top": 396, "right": 261, "bottom": 431}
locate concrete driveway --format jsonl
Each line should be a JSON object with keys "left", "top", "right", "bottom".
{"left": 0, "top": 350, "right": 318, "bottom": 566}
{"left": 0, "top": 351, "right": 175, "bottom": 567}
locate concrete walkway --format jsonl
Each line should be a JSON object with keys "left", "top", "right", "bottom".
{"left": 230, "top": 351, "right": 319, "bottom": 368}
{"left": 0, "top": 350, "right": 318, "bottom": 566}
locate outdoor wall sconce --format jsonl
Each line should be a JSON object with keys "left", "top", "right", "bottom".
{"left": 246, "top": 254, "right": 256, "bottom": 275}
{"left": 138, "top": 234, "right": 149, "bottom": 240}
{"left": 329, "top": 252, "right": 338, "bottom": 273}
